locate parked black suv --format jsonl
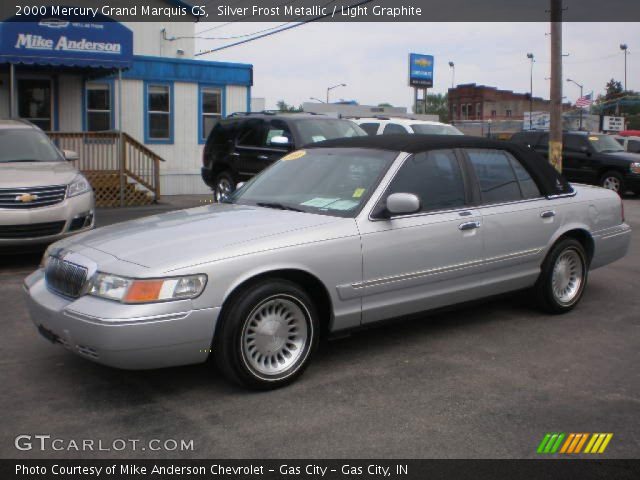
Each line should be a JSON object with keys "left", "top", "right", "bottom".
{"left": 510, "top": 131, "right": 640, "bottom": 195}
{"left": 201, "top": 112, "right": 366, "bottom": 200}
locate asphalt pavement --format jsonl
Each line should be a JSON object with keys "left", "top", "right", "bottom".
{"left": 1, "top": 196, "right": 638, "bottom": 459}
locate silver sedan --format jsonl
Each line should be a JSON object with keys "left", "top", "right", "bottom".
{"left": 24, "top": 136, "right": 631, "bottom": 389}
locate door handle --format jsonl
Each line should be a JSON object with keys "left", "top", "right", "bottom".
{"left": 257, "top": 155, "right": 269, "bottom": 160}
{"left": 540, "top": 210, "right": 556, "bottom": 219}
{"left": 459, "top": 221, "right": 481, "bottom": 231}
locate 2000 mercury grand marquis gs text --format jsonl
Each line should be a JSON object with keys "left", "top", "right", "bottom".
{"left": 24, "top": 136, "right": 631, "bottom": 389}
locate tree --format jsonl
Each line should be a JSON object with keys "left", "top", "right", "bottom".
{"left": 378, "top": 103, "right": 393, "bottom": 108}
{"left": 415, "top": 93, "right": 450, "bottom": 123}
{"left": 604, "top": 79, "right": 624, "bottom": 100}
{"left": 276, "top": 100, "right": 303, "bottom": 112}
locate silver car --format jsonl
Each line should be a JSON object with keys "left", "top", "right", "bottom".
{"left": 24, "top": 135, "right": 631, "bottom": 389}
{"left": 0, "top": 120, "right": 94, "bottom": 247}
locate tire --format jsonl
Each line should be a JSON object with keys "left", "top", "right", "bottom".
{"left": 213, "top": 171, "right": 235, "bottom": 203}
{"left": 214, "top": 279, "right": 319, "bottom": 389}
{"left": 534, "top": 238, "right": 588, "bottom": 314}
{"left": 600, "top": 170, "right": 625, "bottom": 195}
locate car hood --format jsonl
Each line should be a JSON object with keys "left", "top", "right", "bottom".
{"left": 0, "top": 161, "right": 77, "bottom": 188}
{"left": 65, "top": 204, "right": 346, "bottom": 271}
{"left": 601, "top": 151, "right": 640, "bottom": 161}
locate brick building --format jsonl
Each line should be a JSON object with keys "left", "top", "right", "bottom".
{"left": 448, "top": 83, "right": 570, "bottom": 121}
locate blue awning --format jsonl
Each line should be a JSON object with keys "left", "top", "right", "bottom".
{"left": 0, "top": 17, "right": 133, "bottom": 70}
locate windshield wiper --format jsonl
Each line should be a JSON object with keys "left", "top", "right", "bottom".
{"left": 256, "top": 202, "right": 304, "bottom": 212}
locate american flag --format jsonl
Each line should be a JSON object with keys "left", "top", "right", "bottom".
{"left": 576, "top": 93, "right": 593, "bottom": 108}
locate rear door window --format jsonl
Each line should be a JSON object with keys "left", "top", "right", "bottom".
{"left": 627, "top": 139, "right": 640, "bottom": 153}
{"left": 359, "top": 123, "right": 380, "bottom": 136}
{"left": 385, "top": 149, "right": 466, "bottom": 212}
{"left": 563, "top": 134, "right": 588, "bottom": 152}
{"left": 237, "top": 119, "right": 266, "bottom": 147}
{"left": 382, "top": 123, "right": 408, "bottom": 135}
{"left": 465, "top": 149, "right": 523, "bottom": 204}
{"left": 265, "top": 119, "right": 293, "bottom": 146}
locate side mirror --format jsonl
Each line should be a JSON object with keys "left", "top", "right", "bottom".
{"left": 63, "top": 149, "right": 79, "bottom": 161}
{"left": 269, "top": 136, "right": 291, "bottom": 147}
{"left": 386, "top": 193, "right": 421, "bottom": 216}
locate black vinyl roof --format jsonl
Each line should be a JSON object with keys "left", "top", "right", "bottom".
{"left": 307, "top": 134, "right": 513, "bottom": 153}
{"left": 307, "top": 134, "right": 573, "bottom": 197}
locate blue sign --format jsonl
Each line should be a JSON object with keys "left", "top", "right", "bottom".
{"left": 0, "top": 16, "right": 133, "bottom": 69}
{"left": 409, "top": 53, "right": 434, "bottom": 88}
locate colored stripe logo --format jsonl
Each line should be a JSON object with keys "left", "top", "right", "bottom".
{"left": 537, "top": 433, "right": 613, "bottom": 454}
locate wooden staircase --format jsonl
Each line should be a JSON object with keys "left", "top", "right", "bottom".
{"left": 47, "top": 132, "right": 164, "bottom": 207}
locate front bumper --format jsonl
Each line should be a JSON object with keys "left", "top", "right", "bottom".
{"left": 0, "top": 191, "right": 95, "bottom": 246}
{"left": 23, "top": 269, "right": 220, "bottom": 370}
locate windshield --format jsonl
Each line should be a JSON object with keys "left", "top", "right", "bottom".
{"left": 229, "top": 148, "right": 397, "bottom": 218}
{"left": 0, "top": 129, "right": 64, "bottom": 163}
{"left": 410, "top": 124, "right": 464, "bottom": 135}
{"left": 294, "top": 119, "right": 367, "bottom": 145}
{"left": 588, "top": 135, "right": 625, "bottom": 153}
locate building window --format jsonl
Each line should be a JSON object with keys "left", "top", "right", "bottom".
{"left": 461, "top": 104, "right": 467, "bottom": 119}
{"left": 145, "top": 82, "right": 173, "bottom": 144}
{"left": 476, "top": 103, "right": 482, "bottom": 119}
{"left": 199, "top": 86, "right": 223, "bottom": 143}
{"left": 506, "top": 109, "right": 512, "bottom": 118}
{"left": 451, "top": 104, "right": 457, "bottom": 119}
{"left": 467, "top": 104, "right": 473, "bottom": 119}
{"left": 85, "top": 83, "right": 112, "bottom": 131}
{"left": 491, "top": 110, "right": 497, "bottom": 118}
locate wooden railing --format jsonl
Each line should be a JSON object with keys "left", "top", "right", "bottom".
{"left": 46, "top": 131, "right": 165, "bottom": 207}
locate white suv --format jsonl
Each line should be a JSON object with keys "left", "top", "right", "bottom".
{"left": 353, "top": 117, "right": 463, "bottom": 136}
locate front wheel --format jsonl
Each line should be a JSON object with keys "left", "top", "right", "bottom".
{"left": 534, "top": 238, "right": 588, "bottom": 314}
{"left": 213, "top": 171, "right": 235, "bottom": 203}
{"left": 214, "top": 279, "right": 319, "bottom": 389}
{"left": 600, "top": 171, "right": 625, "bottom": 195}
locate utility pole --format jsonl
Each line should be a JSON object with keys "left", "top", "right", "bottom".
{"left": 620, "top": 44, "right": 628, "bottom": 91}
{"left": 549, "top": 0, "right": 563, "bottom": 173}
{"left": 527, "top": 53, "right": 535, "bottom": 130}
{"left": 448, "top": 61, "right": 455, "bottom": 89}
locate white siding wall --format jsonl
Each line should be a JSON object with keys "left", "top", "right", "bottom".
{"left": 57, "top": 75, "right": 83, "bottom": 131}
{"left": 0, "top": 74, "right": 10, "bottom": 118}
{"left": 124, "top": 22, "right": 196, "bottom": 59}
{"left": 226, "top": 85, "right": 248, "bottom": 115}
{"left": 117, "top": 80, "right": 249, "bottom": 195}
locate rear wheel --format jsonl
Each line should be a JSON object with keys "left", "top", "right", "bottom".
{"left": 214, "top": 279, "right": 319, "bottom": 389}
{"left": 534, "top": 238, "right": 588, "bottom": 314}
{"left": 213, "top": 171, "right": 235, "bottom": 202}
{"left": 600, "top": 171, "right": 624, "bottom": 195}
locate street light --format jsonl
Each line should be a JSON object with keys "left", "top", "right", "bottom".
{"left": 448, "top": 61, "right": 455, "bottom": 88}
{"left": 309, "top": 97, "right": 325, "bottom": 103}
{"left": 620, "top": 44, "right": 629, "bottom": 91}
{"left": 326, "top": 83, "right": 346, "bottom": 104}
{"left": 526, "top": 53, "right": 535, "bottom": 130}
{"left": 567, "top": 78, "right": 585, "bottom": 130}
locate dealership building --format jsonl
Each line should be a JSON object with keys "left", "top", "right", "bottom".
{"left": 0, "top": 2, "right": 253, "bottom": 200}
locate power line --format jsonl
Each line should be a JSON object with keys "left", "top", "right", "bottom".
{"left": 195, "top": 0, "right": 300, "bottom": 37}
{"left": 195, "top": 0, "right": 374, "bottom": 57}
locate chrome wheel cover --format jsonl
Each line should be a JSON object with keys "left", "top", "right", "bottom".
{"left": 241, "top": 295, "right": 310, "bottom": 377}
{"left": 602, "top": 176, "right": 621, "bottom": 192}
{"left": 551, "top": 248, "right": 584, "bottom": 305}
{"left": 215, "top": 177, "right": 232, "bottom": 202}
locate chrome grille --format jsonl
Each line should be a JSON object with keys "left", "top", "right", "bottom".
{"left": 0, "top": 185, "right": 67, "bottom": 209}
{"left": 45, "top": 257, "right": 88, "bottom": 298}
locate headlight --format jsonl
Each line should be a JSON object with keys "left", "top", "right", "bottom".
{"left": 67, "top": 174, "right": 91, "bottom": 198}
{"left": 630, "top": 162, "right": 640, "bottom": 174}
{"left": 88, "top": 273, "right": 207, "bottom": 304}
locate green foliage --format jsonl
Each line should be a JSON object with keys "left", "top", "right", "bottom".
{"left": 276, "top": 100, "right": 303, "bottom": 113}
{"left": 415, "top": 93, "right": 449, "bottom": 122}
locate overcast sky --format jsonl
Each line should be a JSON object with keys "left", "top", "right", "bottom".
{"left": 195, "top": 22, "right": 638, "bottom": 110}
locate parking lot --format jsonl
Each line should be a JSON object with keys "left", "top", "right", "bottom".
{"left": 1, "top": 197, "right": 639, "bottom": 459}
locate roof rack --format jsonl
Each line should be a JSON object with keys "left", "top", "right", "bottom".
{"left": 228, "top": 110, "right": 326, "bottom": 117}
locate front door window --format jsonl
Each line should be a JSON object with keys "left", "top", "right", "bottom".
{"left": 18, "top": 79, "right": 52, "bottom": 131}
